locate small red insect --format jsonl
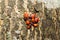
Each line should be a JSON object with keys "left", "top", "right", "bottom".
{"left": 24, "top": 12, "right": 29, "bottom": 18}
{"left": 31, "top": 14, "right": 36, "bottom": 19}
{"left": 31, "top": 18, "right": 35, "bottom": 22}
{"left": 33, "top": 24, "right": 38, "bottom": 27}
{"left": 35, "top": 17, "right": 39, "bottom": 23}
{"left": 26, "top": 20, "right": 30, "bottom": 25}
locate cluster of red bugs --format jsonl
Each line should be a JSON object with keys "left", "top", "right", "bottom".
{"left": 23, "top": 12, "right": 39, "bottom": 29}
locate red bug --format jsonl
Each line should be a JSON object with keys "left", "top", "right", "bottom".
{"left": 35, "top": 17, "right": 39, "bottom": 23}
{"left": 31, "top": 14, "right": 36, "bottom": 19}
{"left": 24, "top": 12, "right": 29, "bottom": 18}
{"left": 33, "top": 24, "right": 38, "bottom": 27}
{"left": 31, "top": 18, "right": 35, "bottom": 22}
{"left": 26, "top": 20, "right": 30, "bottom": 25}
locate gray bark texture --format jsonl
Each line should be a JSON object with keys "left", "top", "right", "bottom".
{"left": 0, "top": 0, "right": 60, "bottom": 40}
